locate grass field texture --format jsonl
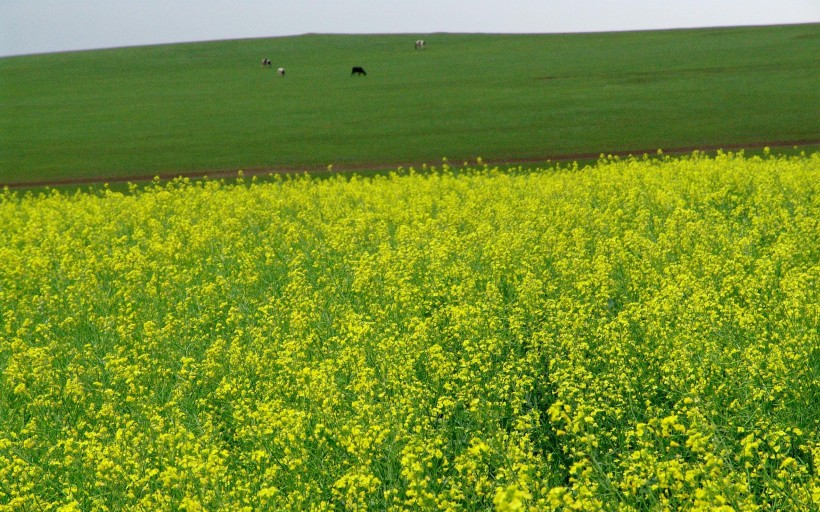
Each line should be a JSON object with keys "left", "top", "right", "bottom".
{"left": 1, "top": 152, "right": 818, "bottom": 510}
{"left": 2, "top": 24, "right": 819, "bottom": 184}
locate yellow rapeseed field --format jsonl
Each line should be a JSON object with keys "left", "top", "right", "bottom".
{"left": 1, "top": 151, "right": 818, "bottom": 511}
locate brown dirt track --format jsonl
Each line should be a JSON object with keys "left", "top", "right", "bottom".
{"left": 3, "top": 139, "right": 818, "bottom": 189}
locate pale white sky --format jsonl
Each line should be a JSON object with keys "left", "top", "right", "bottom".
{"left": 1, "top": 0, "right": 818, "bottom": 57}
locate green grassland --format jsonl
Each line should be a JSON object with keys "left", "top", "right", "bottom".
{"left": 1, "top": 24, "right": 819, "bottom": 184}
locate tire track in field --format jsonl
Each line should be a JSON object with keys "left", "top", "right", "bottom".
{"left": 3, "top": 138, "right": 818, "bottom": 189}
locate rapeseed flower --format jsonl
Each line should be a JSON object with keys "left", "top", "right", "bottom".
{"left": 0, "top": 152, "right": 817, "bottom": 510}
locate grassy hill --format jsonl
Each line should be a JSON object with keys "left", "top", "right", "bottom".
{"left": 1, "top": 24, "right": 818, "bottom": 184}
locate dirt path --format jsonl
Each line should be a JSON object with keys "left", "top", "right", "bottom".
{"left": 3, "top": 139, "right": 818, "bottom": 189}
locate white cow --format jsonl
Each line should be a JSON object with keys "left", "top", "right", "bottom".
{"left": 415, "top": 39, "right": 425, "bottom": 50}
{"left": 277, "top": 67, "right": 285, "bottom": 77}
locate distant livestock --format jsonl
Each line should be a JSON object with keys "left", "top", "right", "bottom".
{"left": 277, "top": 67, "right": 285, "bottom": 77}
{"left": 261, "top": 58, "right": 272, "bottom": 68}
{"left": 351, "top": 66, "right": 367, "bottom": 76}
{"left": 415, "top": 40, "right": 425, "bottom": 50}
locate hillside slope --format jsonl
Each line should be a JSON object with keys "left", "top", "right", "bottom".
{"left": 1, "top": 24, "right": 818, "bottom": 184}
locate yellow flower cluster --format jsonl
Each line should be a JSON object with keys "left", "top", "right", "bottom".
{"left": 1, "top": 151, "right": 817, "bottom": 510}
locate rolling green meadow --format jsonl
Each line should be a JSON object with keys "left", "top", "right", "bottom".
{"left": 1, "top": 24, "right": 819, "bottom": 184}
{"left": 1, "top": 23, "right": 820, "bottom": 512}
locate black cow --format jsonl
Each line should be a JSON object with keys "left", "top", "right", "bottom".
{"left": 351, "top": 66, "right": 367, "bottom": 76}
{"left": 261, "top": 58, "right": 272, "bottom": 68}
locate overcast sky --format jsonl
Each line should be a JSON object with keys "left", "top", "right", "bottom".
{"left": 1, "top": 0, "right": 818, "bottom": 57}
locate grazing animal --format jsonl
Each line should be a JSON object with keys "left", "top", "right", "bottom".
{"left": 261, "top": 58, "right": 272, "bottom": 68}
{"left": 351, "top": 66, "right": 367, "bottom": 76}
{"left": 415, "top": 40, "right": 425, "bottom": 50}
{"left": 277, "top": 67, "right": 285, "bottom": 77}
